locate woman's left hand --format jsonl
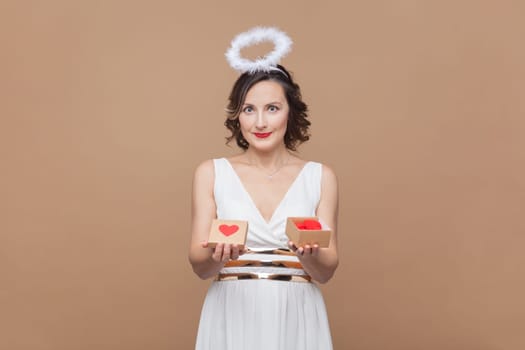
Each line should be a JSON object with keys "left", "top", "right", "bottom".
{"left": 288, "top": 241, "right": 320, "bottom": 257}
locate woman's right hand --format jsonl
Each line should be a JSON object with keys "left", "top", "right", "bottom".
{"left": 201, "top": 242, "right": 246, "bottom": 262}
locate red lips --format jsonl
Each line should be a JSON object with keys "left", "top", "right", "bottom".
{"left": 254, "top": 132, "right": 272, "bottom": 138}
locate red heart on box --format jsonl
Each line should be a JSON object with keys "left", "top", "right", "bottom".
{"left": 219, "top": 224, "right": 239, "bottom": 236}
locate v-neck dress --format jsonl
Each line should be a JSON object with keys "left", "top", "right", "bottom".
{"left": 195, "top": 158, "right": 333, "bottom": 350}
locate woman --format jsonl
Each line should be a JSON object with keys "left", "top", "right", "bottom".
{"left": 189, "top": 27, "right": 339, "bottom": 350}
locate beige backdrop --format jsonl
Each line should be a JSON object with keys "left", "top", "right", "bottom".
{"left": 1, "top": 1, "right": 524, "bottom": 349}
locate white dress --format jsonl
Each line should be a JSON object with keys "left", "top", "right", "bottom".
{"left": 195, "top": 158, "right": 333, "bottom": 350}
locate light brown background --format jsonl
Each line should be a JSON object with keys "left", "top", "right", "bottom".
{"left": 1, "top": 1, "right": 524, "bottom": 349}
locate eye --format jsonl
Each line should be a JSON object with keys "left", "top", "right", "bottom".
{"left": 242, "top": 106, "right": 254, "bottom": 113}
{"left": 268, "top": 105, "right": 280, "bottom": 112}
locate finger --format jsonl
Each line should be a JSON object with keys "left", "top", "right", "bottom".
{"left": 311, "top": 244, "right": 320, "bottom": 256}
{"left": 222, "top": 244, "right": 231, "bottom": 262}
{"left": 212, "top": 243, "right": 224, "bottom": 262}
{"left": 230, "top": 244, "right": 239, "bottom": 260}
{"left": 296, "top": 247, "right": 304, "bottom": 256}
{"left": 201, "top": 241, "right": 209, "bottom": 248}
{"left": 239, "top": 246, "right": 248, "bottom": 256}
{"left": 288, "top": 241, "right": 298, "bottom": 252}
{"left": 303, "top": 245, "right": 312, "bottom": 255}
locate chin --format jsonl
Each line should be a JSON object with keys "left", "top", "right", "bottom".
{"left": 248, "top": 144, "right": 271, "bottom": 152}
{"left": 249, "top": 143, "right": 283, "bottom": 153}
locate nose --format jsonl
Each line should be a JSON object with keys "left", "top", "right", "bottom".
{"left": 255, "top": 111, "right": 267, "bottom": 129}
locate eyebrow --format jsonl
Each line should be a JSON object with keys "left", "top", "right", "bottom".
{"left": 242, "top": 101, "right": 283, "bottom": 106}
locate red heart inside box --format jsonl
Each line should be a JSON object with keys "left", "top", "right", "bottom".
{"left": 295, "top": 219, "right": 322, "bottom": 230}
{"left": 218, "top": 224, "right": 239, "bottom": 236}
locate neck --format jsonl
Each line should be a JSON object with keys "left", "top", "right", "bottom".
{"left": 244, "top": 147, "right": 291, "bottom": 179}
{"left": 244, "top": 147, "right": 290, "bottom": 168}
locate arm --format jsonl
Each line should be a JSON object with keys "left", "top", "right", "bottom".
{"left": 188, "top": 160, "right": 243, "bottom": 280}
{"left": 288, "top": 164, "right": 339, "bottom": 283}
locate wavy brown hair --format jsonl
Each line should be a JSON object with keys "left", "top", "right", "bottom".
{"left": 224, "top": 65, "right": 310, "bottom": 151}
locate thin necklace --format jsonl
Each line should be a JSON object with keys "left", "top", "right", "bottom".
{"left": 249, "top": 155, "right": 290, "bottom": 179}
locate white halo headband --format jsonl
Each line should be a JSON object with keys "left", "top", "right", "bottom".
{"left": 225, "top": 26, "right": 293, "bottom": 74}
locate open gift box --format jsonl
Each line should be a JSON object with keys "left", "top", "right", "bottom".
{"left": 285, "top": 217, "right": 331, "bottom": 248}
{"left": 208, "top": 219, "right": 248, "bottom": 248}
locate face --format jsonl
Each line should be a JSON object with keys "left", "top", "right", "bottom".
{"left": 238, "top": 80, "right": 289, "bottom": 152}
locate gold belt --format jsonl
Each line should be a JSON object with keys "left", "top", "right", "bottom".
{"left": 224, "top": 259, "right": 303, "bottom": 269}
{"left": 219, "top": 249, "right": 309, "bottom": 282}
{"left": 246, "top": 248, "right": 296, "bottom": 256}
{"left": 216, "top": 272, "right": 311, "bottom": 283}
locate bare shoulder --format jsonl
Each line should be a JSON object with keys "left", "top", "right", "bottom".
{"left": 194, "top": 159, "right": 214, "bottom": 174}
{"left": 193, "top": 159, "right": 215, "bottom": 187}
{"left": 319, "top": 162, "right": 339, "bottom": 194}
{"left": 320, "top": 163, "right": 338, "bottom": 182}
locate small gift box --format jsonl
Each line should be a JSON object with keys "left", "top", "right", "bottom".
{"left": 208, "top": 219, "right": 248, "bottom": 248}
{"left": 285, "top": 217, "right": 331, "bottom": 248}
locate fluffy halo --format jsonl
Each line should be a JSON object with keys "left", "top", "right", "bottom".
{"left": 225, "top": 26, "right": 292, "bottom": 74}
